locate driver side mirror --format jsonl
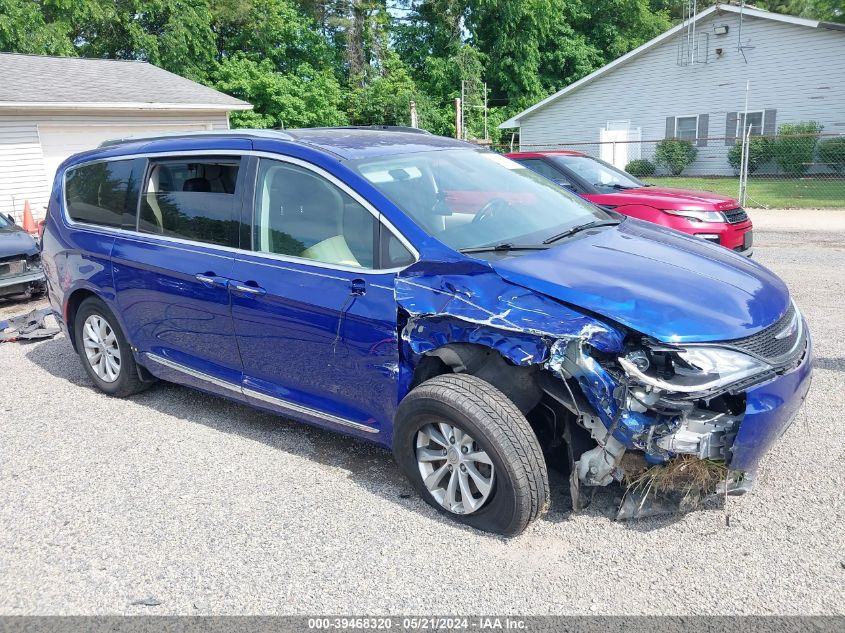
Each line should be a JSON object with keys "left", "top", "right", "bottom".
{"left": 5, "top": 213, "right": 14, "bottom": 224}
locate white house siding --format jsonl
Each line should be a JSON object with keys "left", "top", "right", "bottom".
{"left": 0, "top": 110, "right": 230, "bottom": 222}
{"left": 517, "top": 12, "right": 845, "bottom": 175}
{"left": 0, "top": 121, "right": 50, "bottom": 222}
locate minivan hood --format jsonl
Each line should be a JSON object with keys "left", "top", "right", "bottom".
{"left": 0, "top": 228, "right": 38, "bottom": 259}
{"left": 592, "top": 186, "right": 739, "bottom": 210}
{"left": 490, "top": 219, "right": 789, "bottom": 343}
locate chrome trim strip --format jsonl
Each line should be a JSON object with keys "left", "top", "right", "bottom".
{"left": 144, "top": 353, "right": 243, "bottom": 395}
{"left": 143, "top": 353, "right": 379, "bottom": 435}
{"left": 242, "top": 387, "right": 379, "bottom": 434}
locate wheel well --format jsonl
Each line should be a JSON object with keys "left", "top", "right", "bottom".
{"left": 64, "top": 288, "right": 98, "bottom": 352}
{"left": 409, "top": 343, "right": 591, "bottom": 472}
{"left": 410, "top": 343, "right": 543, "bottom": 414}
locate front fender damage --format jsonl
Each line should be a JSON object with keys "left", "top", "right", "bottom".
{"left": 395, "top": 259, "right": 745, "bottom": 519}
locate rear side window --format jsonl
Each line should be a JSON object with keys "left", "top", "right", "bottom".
{"left": 65, "top": 160, "right": 135, "bottom": 227}
{"left": 138, "top": 159, "right": 241, "bottom": 247}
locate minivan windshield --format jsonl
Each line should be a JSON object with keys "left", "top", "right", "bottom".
{"left": 0, "top": 213, "right": 12, "bottom": 230}
{"left": 550, "top": 155, "right": 645, "bottom": 193}
{"left": 348, "top": 149, "right": 614, "bottom": 252}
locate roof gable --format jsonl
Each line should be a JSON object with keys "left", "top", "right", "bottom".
{"left": 500, "top": 4, "right": 835, "bottom": 128}
{"left": 0, "top": 53, "right": 251, "bottom": 111}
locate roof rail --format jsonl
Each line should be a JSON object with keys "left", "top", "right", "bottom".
{"left": 98, "top": 128, "right": 294, "bottom": 148}
{"left": 292, "top": 125, "right": 431, "bottom": 135}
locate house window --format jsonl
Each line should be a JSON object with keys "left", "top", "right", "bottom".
{"left": 738, "top": 111, "right": 764, "bottom": 137}
{"left": 675, "top": 116, "right": 698, "bottom": 142}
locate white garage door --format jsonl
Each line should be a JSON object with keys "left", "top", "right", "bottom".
{"left": 38, "top": 122, "right": 211, "bottom": 188}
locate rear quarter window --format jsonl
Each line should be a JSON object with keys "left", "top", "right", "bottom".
{"left": 65, "top": 160, "right": 135, "bottom": 228}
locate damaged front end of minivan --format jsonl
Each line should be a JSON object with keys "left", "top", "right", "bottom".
{"left": 396, "top": 258, "right": 813, "bottom": 519}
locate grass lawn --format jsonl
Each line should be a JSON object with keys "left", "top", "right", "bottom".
{"left": 643, "top": 176, "right": 845, "bottom": 208}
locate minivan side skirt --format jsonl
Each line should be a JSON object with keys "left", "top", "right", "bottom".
{"left": 144, "top": 352, "right": 379, "bottom": 435}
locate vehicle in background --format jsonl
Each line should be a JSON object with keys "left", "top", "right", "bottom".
{"left": 0, "top": 212, "right": 45, "bottom": 299}
{"left": 506, "top": 150, "right": 753, "bottom": 255}
{"left": 41, "top": 129, "right": 810, "bottom": 535}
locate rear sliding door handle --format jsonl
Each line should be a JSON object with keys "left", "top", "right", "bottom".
{"left": 195, "top": 274, "right": 230, "bottom": 288}
{"left": 230, "top": 282, "right": 266, "bottom": 297}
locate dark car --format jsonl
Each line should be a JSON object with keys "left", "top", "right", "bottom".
{"left": 41, "top": 128, "right": 811, "bottom": 535}
{"left": 506, "top": 150, "right": 753, "bottom": 255}
{"left": 0, "top": 212, "right": 45, "bottom": 299}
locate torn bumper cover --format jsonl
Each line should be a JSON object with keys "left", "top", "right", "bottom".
{"left": 0, "top": 307, "right": 60, "bottom": 342}
{"left": 395, "top": 257, "right": 813, "bottom": 516}
{"left": 548, "top": 314, "right": 813, "bottom": 509}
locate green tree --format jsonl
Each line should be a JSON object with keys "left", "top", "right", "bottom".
{"left": 465, "top": 0, "right": 669, "bottom": 104}
{"left": 347, "top": 50, "right": 418, "bottom": 125}
{"left": 213, "top": 55, "right": 347, "bottom": 128}
{"left": 212, "top": 0, "right": 335, "bottom": 74}
{"left": 392, "top": 0, "right": 467, "bottom": 75}
{"left": 73, "top": 0, "right": 217, "bottom": 82}
{"left": 0, "top": 0, "right": 76, "bottom": 55}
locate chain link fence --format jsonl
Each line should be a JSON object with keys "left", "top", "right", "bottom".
{"left": 493, "top": 133, "right": 845, "bottom": 209}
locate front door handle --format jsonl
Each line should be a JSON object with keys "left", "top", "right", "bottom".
{"left": 350, "top": 278, "right": 366, "bottom": 296}
{"left": 195, "top": 273, "right": 229, "bottom": 288}
{"left": 230, "top": 282, "right": 266, "bottom": 297}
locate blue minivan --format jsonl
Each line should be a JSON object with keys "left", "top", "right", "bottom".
{"left": 42, "top": 127, "right": 812, "bottom": 534}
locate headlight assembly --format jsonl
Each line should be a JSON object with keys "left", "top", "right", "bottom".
{"left": 619, "top": 345, "right": 771, "bottom": 393}
{"left": 663, "top": 209, "right": 726, "bottom": 223}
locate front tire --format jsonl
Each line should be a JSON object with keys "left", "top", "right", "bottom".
{"left": 73, "top": 297, "right": 148, "bottom": 397}
{"left": 393, "top": 374, "right": 550, "bottom": 536}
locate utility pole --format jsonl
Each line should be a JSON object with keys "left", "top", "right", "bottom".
{"left": 409, "top": 101, "right": 418, "bottom": 128}
{"left": 483, "top": 82, "right": 489, "bottom": 141}
{"left": 738, "top": 80, "right": 750, "bottom": 205}
{"left": 454, "top": 98, "right": 462, "bottom": 140}
{"left": 460, "top": 80, "right": 466, "bottom": 140}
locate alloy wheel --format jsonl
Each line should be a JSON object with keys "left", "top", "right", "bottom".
{"left": 415, "top": 422, "right": 495, "bottom": 515}
{"left": 82, "top": 314, "right": 121, "bottom": 383}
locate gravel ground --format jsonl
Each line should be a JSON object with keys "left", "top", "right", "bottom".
{"left": 0, "top": 215, "right": 843, "bottom": 615}
{"left": 0, "top": 294, "right": 49, "bottom": 320}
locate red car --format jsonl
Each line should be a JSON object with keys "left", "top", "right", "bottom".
{"left": 506, "top": 150, "right": 753, "bottom": 255}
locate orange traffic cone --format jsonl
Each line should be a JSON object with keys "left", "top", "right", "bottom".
{"left": 22, "top": 200, "right": 38, "bottom": 235}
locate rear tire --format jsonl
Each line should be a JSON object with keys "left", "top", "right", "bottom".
{"left": 393, "top": 374, "right": 550, "bottom": 536}
{"left": 73, "top": 297, "right": 148, "bottom": 397}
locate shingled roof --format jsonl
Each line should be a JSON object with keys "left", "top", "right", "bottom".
{"left": 0, "top": 53, "right": 252, "bottom": 111}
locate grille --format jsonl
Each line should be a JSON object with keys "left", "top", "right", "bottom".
{"left": 723, "top": 207, "right": 749, "bottom": 224}
{"left": 721, "top": 303, "right": 804, "bottom": 365}
{"left": 0, "top": 258, "right": 25, "bottom": 278}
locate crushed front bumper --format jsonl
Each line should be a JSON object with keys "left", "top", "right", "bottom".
{"left": 0, "top": 270, "right": 46, "bottom": 298}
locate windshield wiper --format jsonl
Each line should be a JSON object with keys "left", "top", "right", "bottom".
{"left": 596, "top": 183, "right": 633, "bottom": 190}
{"left": 459, "top": 243, "right": 549, "bottom": 254}
{"left": 542, "top": 220, "right": 620, "bottom": 245}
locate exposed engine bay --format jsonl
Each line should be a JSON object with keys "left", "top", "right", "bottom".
{"left": 396, "top": 261, "right": 811, "bottom": 519}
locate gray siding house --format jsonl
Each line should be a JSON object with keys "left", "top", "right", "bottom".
{"left": 0, "top": 54, "right": 252, "bottom": 222}
{"left": 499, "top": 4, "right": 845, "bottom": 175}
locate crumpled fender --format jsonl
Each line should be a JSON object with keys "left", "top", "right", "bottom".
{"left": 395, "top": 258, "right": 625, "bottom": 386}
